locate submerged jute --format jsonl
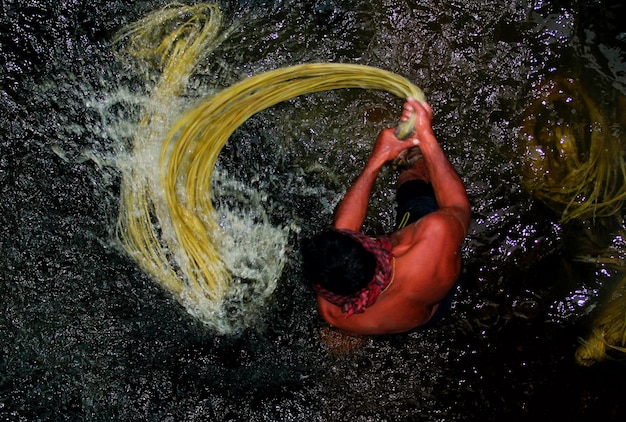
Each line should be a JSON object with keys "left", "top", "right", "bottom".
{"left": 312, "top": 229, "right": 395, "bottom": 317}
{"left": 521, "top": 76, "right": 626, "bottom": 222}
{"left": 575, "top": 246, "right": 626, "bottom": 366}
{"left": 521, "top": 75, "right": 626, "bottom": 364}
{"left": 575, "top": 274, "right": 626, "bottom": 366}
{"left": 112, "top": 3, "right": 425, "bottom": 326}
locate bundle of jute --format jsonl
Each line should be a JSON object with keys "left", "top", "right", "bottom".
{"left": 575, "top": 230, "right": 626, "bottom": 366}
{"left": 112, "top": 3, "right": 425, "bottom": 325}
{"left": 575, "top": 272, "right": 626, "bottom": 366}
{"left": 521, "top": 75, "right": 626, "bottom": 363}
{"left": 520, "top": 76, "right": 626, "bottom": 222}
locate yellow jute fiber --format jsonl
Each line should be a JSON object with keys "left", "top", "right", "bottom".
{"left": 575, "top": 273, "right": 626, "bottom": 366}
{"left": 575, "top": 231, "right": 626, "bottom": 366}
{"left": 520, "top": 76, "right": 626, "bottom": 222}
{"left": 113, "top": 3, "right": 425, "bottom": 324}
{"left": 521, "top": 75, "right": 626, "bottom": 364}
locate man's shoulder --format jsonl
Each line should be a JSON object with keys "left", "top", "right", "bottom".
{"left": 392, "top": 212, "right": 456, "bottom": 250}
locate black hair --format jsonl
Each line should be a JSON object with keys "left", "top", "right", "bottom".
{"left": 301, "top": 230, "right": 376, "bottom": 295}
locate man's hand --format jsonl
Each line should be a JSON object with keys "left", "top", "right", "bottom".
{"left": 334, "top": 99, "right": 440, "bottom": 232}
{"left": 369, "top": 128, "right": 420, "bottom": 168}
{"left": 369, "top": 98, "right": 433, "bottom": 168}
{"left": 402, "top": 98, "right": 434, "bottom": 141}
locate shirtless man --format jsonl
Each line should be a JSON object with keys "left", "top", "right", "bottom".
{"left": 301, "top": 98, "right": 471, "bottom": 335}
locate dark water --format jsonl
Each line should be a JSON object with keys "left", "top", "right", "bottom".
{"left": 2, "top": 0, "right": 626, "bottom": 420}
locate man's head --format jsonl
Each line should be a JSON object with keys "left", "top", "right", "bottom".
{"left": 301, "top": 230, "right": 376, "bottom": 296}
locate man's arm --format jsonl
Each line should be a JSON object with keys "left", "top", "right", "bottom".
{"left": 334, "top": 129, "right": 420, "bottom": 231}
{"left": 405, "top": 99, "right": 471, "bottom": 233}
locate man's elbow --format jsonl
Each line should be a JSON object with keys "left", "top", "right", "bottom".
{"left": 318, "top": 305, "right": 378, "bottom": 335}
{"left": 445, "top": 203, "right": 471, "bottom": 235}
{"left": 317, "top": 299, "right": 343, "bottom": 326}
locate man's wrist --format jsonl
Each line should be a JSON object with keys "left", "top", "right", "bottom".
{"left": 365, "top": 156, "right": 386, "bottom": 172}
{"left": 415, "top": 131, "right": 438, "bottom": 151}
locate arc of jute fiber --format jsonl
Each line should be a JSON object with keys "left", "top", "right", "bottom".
{"left": 161, "top": 63, "right": 424, "bottom": 300}
{"left": 114, "top": 3, "right": 425, "bottom": 322}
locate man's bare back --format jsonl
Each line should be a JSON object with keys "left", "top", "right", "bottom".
{"left": 305, "top": 99, "right": 471, "bottom": 335}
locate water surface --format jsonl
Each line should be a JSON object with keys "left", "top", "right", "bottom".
{"left": 1, "top": 0, "right": 625, "bottom": 420}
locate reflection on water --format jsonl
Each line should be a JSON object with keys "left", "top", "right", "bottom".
{"left": 1, "top": 0, "right": 625, "bottom": 419}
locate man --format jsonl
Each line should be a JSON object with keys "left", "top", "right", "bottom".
{"left": 302, "top": 98, "right": 471, "bottom": 335}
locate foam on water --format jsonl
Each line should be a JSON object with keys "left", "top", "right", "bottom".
{"left": 80, "top": 72, "right": 293, "bottom": 332}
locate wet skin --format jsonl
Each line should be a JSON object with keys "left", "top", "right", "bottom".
{"left": 316, "top": 99, "right": 471, "bottom": 335}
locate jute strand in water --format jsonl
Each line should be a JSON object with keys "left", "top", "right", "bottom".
{"left": 575, "top": 247, "right": 626, "bottom": 366}
{"left": 521, "top": 75, "right": 626, "bottom": 363}
{"left": 575, "top": 272, "right": 626, "bottom": 366}
{"left": 114, "top": 3, "right": 234, "bottom": 305}
{"left": 521, "top": 76, "right": 626, "bottom": 222}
